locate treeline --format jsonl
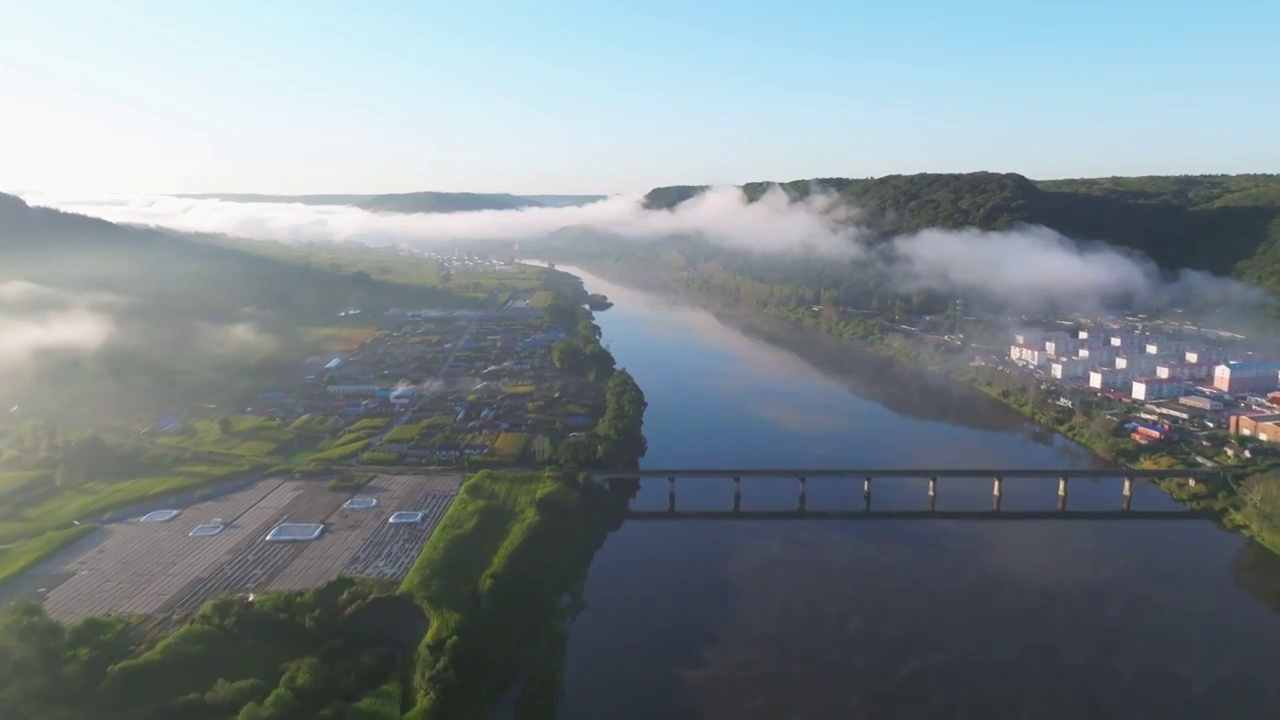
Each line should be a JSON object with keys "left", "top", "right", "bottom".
{"left": 639, "top": 172, "right": 1280, "bottom": 284}
{"left": 399, "top": 469, "right": 635, "bottom": 720}
{"left": 544, "top": 294, "right": 648, "bottom": 469}
{"left": 0, "top": 577, "right": 423, "bottom": 720}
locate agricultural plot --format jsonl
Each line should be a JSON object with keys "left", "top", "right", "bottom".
{"left": 23, "top": 475, "right": 461, "bottom": 623}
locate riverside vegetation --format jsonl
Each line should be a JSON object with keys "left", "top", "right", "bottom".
{"left": 533, "top": 172, "right": 1280, "bottom": 555}
{"left": 0, "top": 292, "right": 646, "bottom": 719}
{"left": 1, "top": 194, "right": 647, "bottom": 718}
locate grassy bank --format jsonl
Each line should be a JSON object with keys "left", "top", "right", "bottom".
{"left": 398, "top": 469, "right": 633, "bottom": 720}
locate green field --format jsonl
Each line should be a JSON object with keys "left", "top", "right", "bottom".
{"left": 0, "top": 462, "right": 258, "bottom": 546}
{"left": 0, "top": 525, "right": 99, "bottom": 584}
{"left": 157, "top": 416, "right": 296, "bottom": 457}
{"left": 398, "top": 469, "right": 631, "bottom": 719}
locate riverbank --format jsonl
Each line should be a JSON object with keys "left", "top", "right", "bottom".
{"left": 548, "top": 259, "right": 1280, "bottom": 555}
{"left": 398, "top": 469, "right": 635, "bottom": 720}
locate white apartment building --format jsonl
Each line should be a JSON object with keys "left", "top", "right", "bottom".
{"left": 1050, "top": 358, "right": 1087, "bottom": 379}
{"left": 1078, "top": 346, "right": 1118, "bottom": 362}
{"left": 1010, "top": 344, "right": 1047, "bottom": 367}
{"left": 1146, "top": 341, "right": 1188, "bottom": 356}
{"left": 1155, "top": 363, "right": 1212, "bottom": 381}
{"left": 1185, "top": 348, "right": 1228, "bottom": 365}
{"left": 1044, "top": 338, "right": 1081, "bottom": 358}
{"left": 1089, "top": 368, "right": 1133, "bottom": 390}
{"left": 1115, "top": 355, "right": 1161, "bottom": 373}
{"left": 1132, "top": 378, "right": 1189, "bottom": 401}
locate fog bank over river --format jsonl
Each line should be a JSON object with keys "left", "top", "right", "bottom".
{"left": 551, "top": 264, "right": 1280, "bottom": 720}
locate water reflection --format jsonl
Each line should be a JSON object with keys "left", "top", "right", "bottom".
{"left": 552, "top": 264, "right": 1280, "bottom": 720}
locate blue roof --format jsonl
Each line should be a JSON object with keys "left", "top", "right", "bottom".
{"left": 1226, "top": 360, "right": 1280, "bottom": 371}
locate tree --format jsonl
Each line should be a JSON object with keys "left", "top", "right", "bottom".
{"left": 216, "top": 417, "right": 234, "bottom": 436}
{"left": 1240, "top": 472, "right": 1280, "bottom": 530}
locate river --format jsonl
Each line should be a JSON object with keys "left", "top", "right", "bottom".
{"left": 552, "top": 266, "right": 1280, "bottom": 720}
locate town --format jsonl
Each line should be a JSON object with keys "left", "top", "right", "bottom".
{"left": 188, "top": 288, "right": 601, "bottom": 469}
{"left": 995, "top": 318, "right": 1280, "bottom": 462}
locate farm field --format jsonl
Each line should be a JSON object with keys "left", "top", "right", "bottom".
{"left": 18, "top": 474, "right": 460, "bottom": 622}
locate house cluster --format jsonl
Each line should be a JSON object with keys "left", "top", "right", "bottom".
{"left": 425, "top": 251, "right": 521, "bottom": 275}
{"left": 1009, "top": 324, "right": 1280, "bottom": 446}
{"left": 243, "top": 306, "right": 602, "bottom": 464}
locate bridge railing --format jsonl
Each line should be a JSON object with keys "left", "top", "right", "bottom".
{"left": 591, "top": 468, "right": 1224, "bottom": 516}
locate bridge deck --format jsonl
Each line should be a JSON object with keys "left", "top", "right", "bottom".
{"left": 626, "top": 509, "right": 1205, "bottom": 521}
{"left": 598, "top": 468, "right": 1217, "bottom": 479}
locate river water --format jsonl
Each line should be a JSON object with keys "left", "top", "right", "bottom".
{"left": 553, "top": 266, "right": 1280, "bottom": 720}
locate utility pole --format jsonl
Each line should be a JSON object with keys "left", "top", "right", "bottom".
{"left": 955, "top": 296, "right": 965, "bottom": 338}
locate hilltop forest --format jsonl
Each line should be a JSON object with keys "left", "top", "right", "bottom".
{"left": 640, "top": 172, "right": 1280, "bottom": 288}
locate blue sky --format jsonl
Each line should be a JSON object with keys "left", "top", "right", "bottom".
{"left": 1, "top": 0, "right": 1276, "bottom": 194}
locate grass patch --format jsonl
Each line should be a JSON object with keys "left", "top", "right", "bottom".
{"left": 492, "top": 433, "right": 528, "bottom": 460}
{"left": 529, "top": 291, "right": 554, "bottom": 308}
{"left": 232, "top": 440, "right": 282, "bottom": 456}
{"left": 0, "top": 524, "right": 98, "bottom": 584}
{"left": 383, "top": 424, "right": 424, "bottom": 443}
{"left": 348, "top": 418, "right": 392, "bottom": 433}
{"left": 0, "top": 463, "right": 256, "bottom": 545}
{"left": 158, "top": 416, "right": 294, "bottom": 456}
{"left": 398, "top": 469, "right": 631, "bottom": 719}
{"left": 347, "top": 677, "right": 403, "bottom": 719}
{"left": 306, "top": 440, "right": 369, "bottom": 464}
{"left": 0, "top": 470, "right": 53, "bottom": 503}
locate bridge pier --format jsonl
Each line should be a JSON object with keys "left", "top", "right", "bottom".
{"left": 1123, "top": 476, "right": 1134, "bottom": 512}
{"left": 1058, "top": 476, "right": 1069, "bottom": 511}
{"left": 797, "top": 476, "right": 807, "bottom": 513}
{"left": 993, "top": 475, "right": 1003, "bottom": 511}
{"left": 928, "top": 476, "right": 937, "bottom": 511}
{"left": 668, "top": 477, "right": 676, "bottom": 513}
{"left": 733, "top": 476, "right": 741, "bottom": 513}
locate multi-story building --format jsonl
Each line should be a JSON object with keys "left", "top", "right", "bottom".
{"left": 1230, "top": 412, "right": 1280, "bottom": 442}
{"left": 1116, "top": 355, "right": 1160, "bottom": 373}
{"left": 1050, "top": 358, "right": 1086, "bottom": 379}
{"left": 1213, "top": 360, "right": 1280, "bottom": 395}
{"left": 1131, "top": 378, "right": 1189, "bottom": 402}
{"left": 1089, "top": 368, "right": 1132, "bottom": 390}
{"left": 1076, "top": 329, "right": 1091, "bottom": 340}
{"left": 1010, "top": 344, "right": 1047, "bottom": 367}
{"left": 1145, "top": 341, "right": 1187, "bottom": 356}
{"left": 1108, "top": 334, "right": 1133, "bottom": 348}
{"left": 1044, "top": 338, "right": 1080, "bottom": 358}
{"left": 1155, "top": 363, "right": 1213, "bottom": 381}
{"left": 1185, "top": 348, "right": 1228, "bottom": 365}
{"left": 1013, "top": 332, "right": 1042, "bottom": 346}
{"left": 1078, "top": 346, "right": 1118, "bottom": 363}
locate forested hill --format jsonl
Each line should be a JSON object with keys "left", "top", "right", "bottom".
{"left": 0, "top": 193, "right": 458, "bottom": 421}
{"left": 641, "top": 172, "right": 1280, "bottom": 285}
{"left": 178, "top": 191, "right": 605, "bottom": 214}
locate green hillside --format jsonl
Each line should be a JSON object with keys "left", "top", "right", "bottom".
{"left": 640, "top": 172, "right": 1280, "bottom": 285}
{"left": 0, "top": 193, "right": 460, "bottom": 422}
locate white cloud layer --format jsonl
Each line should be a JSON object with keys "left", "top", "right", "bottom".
{"left": 0, "top": 309, "right": 116, "bottom": 366}
{"left": 21, "top": 187, "right": 1265, "bottom": 312}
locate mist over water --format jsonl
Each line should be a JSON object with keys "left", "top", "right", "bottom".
{"left": 20, "top": 187, "right": 1267, "bottom": 316}
{"left": 552, "top": 266, "right": 1280, "bottom": 720}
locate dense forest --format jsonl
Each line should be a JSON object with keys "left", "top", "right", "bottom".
{"left": 639, "top": 172, "right": 1280, "bottom": 285}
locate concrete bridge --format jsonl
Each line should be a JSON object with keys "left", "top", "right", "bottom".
{"left": 592, "top": 468, "right": 1224, "bottom": 517}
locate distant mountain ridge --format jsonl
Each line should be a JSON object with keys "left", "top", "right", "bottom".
{"left": 176, "top": 191, "right": 606, "bottom": 214}
{"left": 640, "top": 172, "right": 1280, "bottom": 286}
